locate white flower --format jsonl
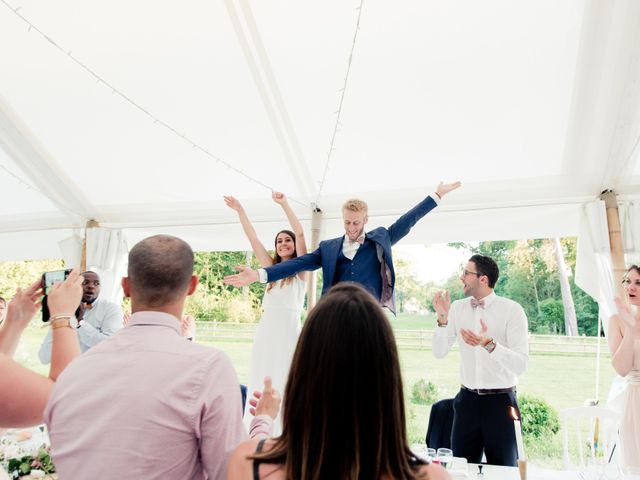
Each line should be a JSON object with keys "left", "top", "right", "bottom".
{"left": 29, "top": 470, "right": 46, "bottom": 478}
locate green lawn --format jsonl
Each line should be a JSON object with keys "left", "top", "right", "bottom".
{"left": 15, "top": 320, "right": 616, "bottom": 467}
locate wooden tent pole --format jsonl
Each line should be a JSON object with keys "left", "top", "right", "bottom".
{"left": 599, "top": 190, "right": 626, "bottom": 298}
{"left": 596, "top": 190, "right": 626, "bottom": 402}
{"left": 305, "top": 205, "right": 323, "bottom": 312}
{"left": 81, "top": 219, "right": 100, "bottom": 271}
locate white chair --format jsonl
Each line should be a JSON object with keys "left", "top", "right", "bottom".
{"left": 561, "top": 405, "right": 621, "bottom": 470}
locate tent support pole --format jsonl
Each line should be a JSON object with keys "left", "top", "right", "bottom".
{"left": 597, "top": 190, "right": 626, "bottom": 402}
{"left": 306, "top": 205, "right": 322, "bottom": 312}
{"left": 81, "top": 219, "right": 100, "bottom": 272}
{"left": 600, "top": 190, "right": 626, "bottom": 298}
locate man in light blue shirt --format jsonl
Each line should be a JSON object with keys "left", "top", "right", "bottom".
{"left": 39, "top": 271, "right": 123, "bottom": 363}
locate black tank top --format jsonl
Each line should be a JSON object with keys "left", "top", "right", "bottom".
{"left": 252, "top": 438, "right": 267, "bottom": 480}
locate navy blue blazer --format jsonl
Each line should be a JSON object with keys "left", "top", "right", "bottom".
{"left": 264, "top": 195, "right": 438, "bottom": 313}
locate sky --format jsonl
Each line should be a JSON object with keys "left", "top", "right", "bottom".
{"left": 394, "top": 243, "right": 472, "bottom": 284}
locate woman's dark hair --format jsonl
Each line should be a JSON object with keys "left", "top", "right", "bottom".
{"left": 267, "top": 230, "right": 298, "bottom": 292}
{"left": 253, "top": 283, "right": 427, "bottom": 479}
{"left": 273, "top": 230, "right": 297, "bottom": 264}
{"left": 469, "top": 254, "right": 499, "bottom": 288}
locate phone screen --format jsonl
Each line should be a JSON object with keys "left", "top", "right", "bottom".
{"left": 43, "top": 270, "right": 70, "bottom": 295}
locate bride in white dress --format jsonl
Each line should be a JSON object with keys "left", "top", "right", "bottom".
{"left": 224, "top": 192, "right": 306, "bottom": 435}
{"left": 609, "top": 265, "right": 640, "bottom": 475}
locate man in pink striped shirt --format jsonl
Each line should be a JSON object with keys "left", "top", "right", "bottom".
{"left": 45, "top": 235, "right": 277, "bottom": 480}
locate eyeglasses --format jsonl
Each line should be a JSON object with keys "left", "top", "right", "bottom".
{"left": 462, "top": 269, "right": 481, "bottom": 277}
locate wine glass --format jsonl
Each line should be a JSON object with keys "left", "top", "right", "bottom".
{"left": 437, "top": 448, "right": 453, "bottom": 469}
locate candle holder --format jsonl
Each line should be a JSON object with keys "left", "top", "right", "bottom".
{"left": 517, "top": 459, "right": 527, "bottom": 480}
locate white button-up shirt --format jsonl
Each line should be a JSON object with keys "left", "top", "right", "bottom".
{"left": 432, "top": 292, "right": 529, "bottom": 389}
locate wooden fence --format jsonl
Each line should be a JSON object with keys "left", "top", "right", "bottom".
{"left": 195, "top": 322, "right": 610, "bottom": 356}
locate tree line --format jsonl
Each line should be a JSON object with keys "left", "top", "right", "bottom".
{"left": 394, "top": 238, "right": 600, "bottom": 336}
{"left": 0, "top": 237, "right": 600, "bottom": 335}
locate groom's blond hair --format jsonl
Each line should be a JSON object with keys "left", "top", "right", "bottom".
{"left": 342, "top": 198, "right": 368, "bottom": 214}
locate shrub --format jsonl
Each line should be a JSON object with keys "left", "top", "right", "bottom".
{"left": 185, "top": 290, "right": 261, "bottom": 323}
{"left": 411, "top": 379, "right": 439, "bottom": 405}
{"left": 519, "top": 394, "right": 560, "bottom": 439}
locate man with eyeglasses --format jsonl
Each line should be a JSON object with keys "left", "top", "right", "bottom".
{"left": 39, "top": 271, "right": 123, "bottom": 363}
{"left": 431, "top": 254, "right": 529, "bottom": 467}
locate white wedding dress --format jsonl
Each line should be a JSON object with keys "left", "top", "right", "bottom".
{"left": 244, "top": 276, "right": 305, "bottom": 435}
{"left": 609, "top": 339, "right": 640, "bottom": 475}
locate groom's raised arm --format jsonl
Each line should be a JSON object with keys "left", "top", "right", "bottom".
{"left": 387, "top": 181, "right": 461, "bottom": 245}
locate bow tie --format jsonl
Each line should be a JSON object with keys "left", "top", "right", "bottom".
{"left": 349, "top": 235, "right": 365, "bottom": 245}
{"left": 470, "top": 298, "right": 485, "bottom": 309}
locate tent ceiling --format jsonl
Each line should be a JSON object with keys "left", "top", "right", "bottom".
{"left": 1, "top": 0, "right": 640, "bottom": 259}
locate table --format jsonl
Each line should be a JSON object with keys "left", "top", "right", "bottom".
{"left": 0, "top": 426, "right": 56, "bottom": 479}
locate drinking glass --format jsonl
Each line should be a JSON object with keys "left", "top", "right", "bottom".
{"left": 437, "top": 448, "right": 453, "bottom": 470}
{"left": 426, "top": 448, "right": 436, "bottom": 460}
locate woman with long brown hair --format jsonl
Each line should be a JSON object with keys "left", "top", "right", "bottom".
{"left": 224, "top": 192, "right": 307, "bottom": 435}
{"left": 227, "top": 283, "right": 450, "bottom": 480}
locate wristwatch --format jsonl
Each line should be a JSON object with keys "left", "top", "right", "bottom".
{"left": 51, "top": 316, "right": 79, "bottom": 329}
{"left": 483, "top": 338, "right": 497, "bottom": 353}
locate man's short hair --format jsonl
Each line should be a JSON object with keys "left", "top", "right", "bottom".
{"left": 128, "top": 235, "right": 194, "bottom": 307}
{"left": 469, "top": 254, "right": 499, "bottom": 288}
{"left": 342, "top": 198, "right": 368, "bottom": 214}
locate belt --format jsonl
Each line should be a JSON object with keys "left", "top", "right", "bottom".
{"left": 461, "top": 385, "right": 515, "bottom": 395}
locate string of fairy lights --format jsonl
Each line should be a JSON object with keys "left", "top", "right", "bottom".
{"left": 0, "top": 0, "right": 368, "bottom": 211}
{"left": 314, "top": 0, "right": 365, "bottom": 206}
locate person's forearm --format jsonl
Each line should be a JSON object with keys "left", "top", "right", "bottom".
{"left": 490, "top": 344, "right": 528, "bottom": 376}
{"left": 280, "top": 202, "right": 307, "bottom": 254}
{"left": 49, "top": 327, "right": 81, "bottom": 381}
{"left": 281, "top": 202, "right": 303, "bottom": 236}
{"left": 611, "top": 332, "right": 636, "bottom": 376}
{"left": 432, "top": 326, "right": 454, "bottom": 358}
{"left": 0, "top": 322, "right": 28, "bottom": 358}
{"left": 248, "top": 415, "right": 273, "bottom": 439}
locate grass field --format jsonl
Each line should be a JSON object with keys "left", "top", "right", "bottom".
{"left": 15, "top": 316, "right": 616, "bottom": 467}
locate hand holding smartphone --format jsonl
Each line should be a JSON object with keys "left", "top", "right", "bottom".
{"left": 41, "top": 269, "right": 72, "bottom": 322}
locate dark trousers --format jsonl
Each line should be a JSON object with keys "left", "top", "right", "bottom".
{"left": 451, "top": 388, "right": 520, "bottom": 467}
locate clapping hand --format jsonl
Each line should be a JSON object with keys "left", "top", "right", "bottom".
{"left": 436, "top": 181, "right": 462, "bottom": 198}
{"left": 432, "top": 291, "right": 451, "bottom": 316}
{"left": 249, "top": 376, "right": 281, "bottom": 419}
{"left": 460, "top": 318, "right": 490, "bottom": 347}
{"left": 614, "top": 297, "right": 640, "bottom": 336}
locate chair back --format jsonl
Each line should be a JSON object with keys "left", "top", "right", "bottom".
{"left": 560, "top": 405, "right": 620, "bottom": 470}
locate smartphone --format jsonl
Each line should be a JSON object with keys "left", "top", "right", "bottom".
{"left": 42, "top": 269, "right": 72, "bottom": 322}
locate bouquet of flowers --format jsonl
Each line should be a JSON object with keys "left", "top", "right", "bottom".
{"left": 1, "top": 440, "right": 56, "bottom": 479}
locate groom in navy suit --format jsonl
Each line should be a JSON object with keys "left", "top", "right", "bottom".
{"left": 224, "top": 182, "right": 460, "bottom": 314}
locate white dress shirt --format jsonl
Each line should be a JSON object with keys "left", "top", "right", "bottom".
{"left": 38, "top": 297, "right": 123, "bottom": 364}
{"left": 432, "top": 292, "right": 529, "bottom": 389}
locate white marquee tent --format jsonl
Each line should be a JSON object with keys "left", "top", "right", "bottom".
{"left": 1, "top": 0, "right": 640, "bottom": 307}
{"left": 2, "top": 2, "right": 640, "bottom": 468}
